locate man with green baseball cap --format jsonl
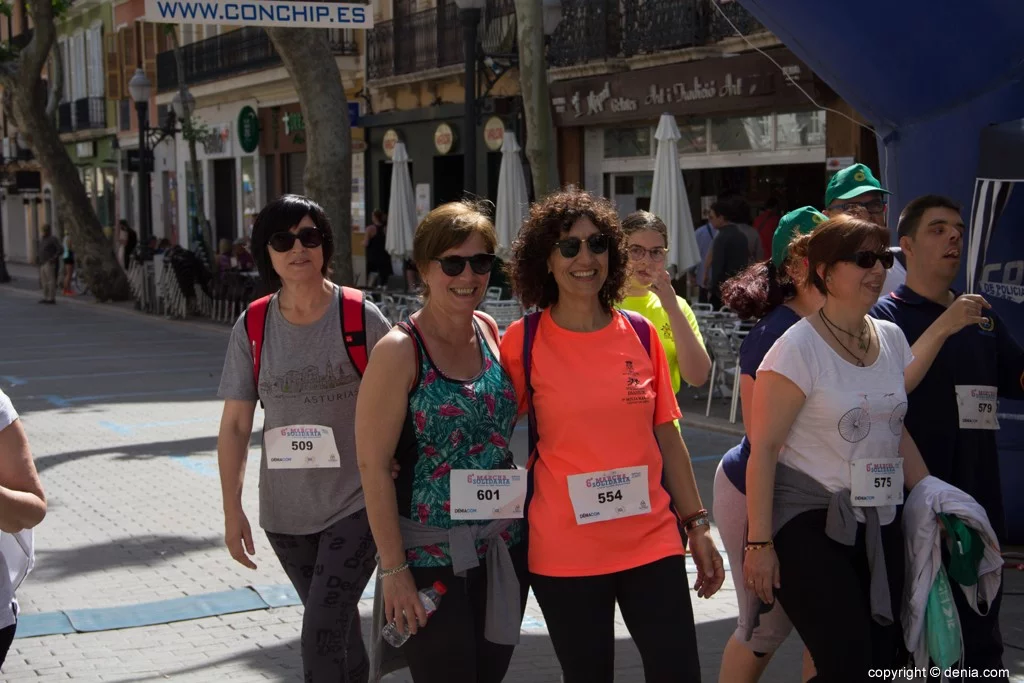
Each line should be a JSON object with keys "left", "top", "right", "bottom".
{"left": 824, "top": 163, "right": 891, "bottom": 228}
{"left": 825, "top": 162, "right": 907, "bottom": 294}
{"left": 771, "top": 206, "right": 828, "bottom": 268}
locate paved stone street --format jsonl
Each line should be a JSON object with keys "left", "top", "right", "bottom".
{"left": 0, "top": 284, "right": 1021, "bottom": 682}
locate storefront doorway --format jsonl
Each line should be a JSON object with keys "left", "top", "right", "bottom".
{"left": 433, "top": 155, "right": 464, "bottom": 206}
{"left": 212, "top": 158, "right": 237, "bottom": 245}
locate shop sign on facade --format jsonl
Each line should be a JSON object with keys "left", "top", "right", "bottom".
{"left": 202, "top": 123, "right": 233, "bottom": 156}
{"left": 238, "top": 106, "right": 260, "bottom": 154}
{"left": 483, "top": 117, "right": 505, "bottom": 151}
{"left": 383, "top": 129, "right": 401, "bottom": 159}
{"left": 434, "top": 123, "right": 455, "bottom": 155}
{"left": 549, "top": 48, "right": 817, "bottom": 127}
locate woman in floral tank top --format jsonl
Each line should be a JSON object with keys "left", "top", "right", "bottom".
{"left": 356, "top": 202, "right": 528, "bottom": 683}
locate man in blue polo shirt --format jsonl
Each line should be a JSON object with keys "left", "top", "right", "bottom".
{"left": 872, "top": 194, "right": 1024, "bottom": 679}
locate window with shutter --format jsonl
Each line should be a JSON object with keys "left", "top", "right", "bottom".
{"left": 58, "top": 39, "right": 72, "bottom": 103}
{"left": 72, "top": 32, "right": 87, "bottom": 101}
{"left": 141, "top": 22, "right": 158, "bottom": 87}
{"left": 120, "top": 25, "right": 137, "bottom": 97}
{"left": 105, "top": 32, "right": 123, "bottom": 100}
{"left": 88, "top": 25, "right": 104, "bottom": 97}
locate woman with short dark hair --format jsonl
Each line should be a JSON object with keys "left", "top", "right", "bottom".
{"left": 356, "top": 200, "right": 527, "bottom": 683}
{"left": 217, "top": 194, "right": 392, "bottom": 682}
{"left": 500, "top": 187, "right": 724, "bottom": 683}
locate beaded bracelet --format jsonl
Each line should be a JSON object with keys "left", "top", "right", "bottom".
{"left": 744, "top": 540, "right": 774, "bottom": 552}
{"left": 378, "top": 562, "right": 409, "bottom": 579}
{"left": 679, "top": 508, "right": 708, "bottom": 529}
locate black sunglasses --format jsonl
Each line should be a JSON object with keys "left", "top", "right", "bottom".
{"left": 434, "top": 253, "right": 497, "bottom": 277}
{"left": 841, "top": 249, "right": 894, "bottom": 270}
{"left": 268, "top": 227, "right": 324, "bottom": 253}
{"left": 554, "top": 233, "right": 610, "bottom": 259}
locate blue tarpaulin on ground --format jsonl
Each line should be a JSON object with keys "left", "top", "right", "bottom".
{"left": 736, "top": 0, "right": 1024, "bottom": 542}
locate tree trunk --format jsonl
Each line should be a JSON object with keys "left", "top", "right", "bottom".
{"left": 515, "top": 0, "right": 559, "bottom": 198}
{"left": 1, "top": 0, "right": 130, "bottom": 302}
{"left": 167, "top": 28, "right": 214, "bottom": 267}
{"left": 266, "top": 27, "right": 353, "bottom": 285}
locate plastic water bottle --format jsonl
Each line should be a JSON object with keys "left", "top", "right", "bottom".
{"left": 381, "top": 581, "right": 447, "bottom": 648}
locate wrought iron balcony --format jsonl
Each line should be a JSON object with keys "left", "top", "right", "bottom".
{"left": 367, "top": 0, "right": 516, "bottom": 82}
{"left": 157, "top": 26, "right": 359, "bottom": 92}
{"left": 708, "top": 0, "right": 766, "bottom": 41}
{"left": 74, "top": 97, "right": 107, "bottom": 129}
{"left": 549, "top": 0, "right": 766, "bottom": 67}
{"left": 57, "top": 97, "right": 106, "bottom": 133}
{"left": 58, "top": 102, "right": 74, "bottom": 134}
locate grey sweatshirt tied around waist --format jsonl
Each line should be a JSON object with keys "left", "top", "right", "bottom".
{"left": 742, "top": 464, "right": 891, "bottom": 642}
{"left": 369, "top": 517, "right": 521, "bottom": 682}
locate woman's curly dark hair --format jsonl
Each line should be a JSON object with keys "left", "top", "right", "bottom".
{"left": 510, "top": 187, "right": 627, "bottom": 311}
{"left": 721, "top": 235, "right": 810, "bottom": 320}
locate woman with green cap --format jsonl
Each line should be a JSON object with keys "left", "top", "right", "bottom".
{"left": 712, "top": 207, "right": 827, "bottom": 683}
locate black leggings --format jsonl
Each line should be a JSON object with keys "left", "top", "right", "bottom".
{"left": 401, "top": 541, "right": 530, "bottom": 683}
{"left": 530, "top": 554, "right": 700, "bottom": 683}
{"left": 266, "top": 508, "right": 377, "bottom": 683}
{"left": 774, "top": 509, "right": 905, "bottom": 683}
{"left": 0, "top": 622, "right": 14, "bottom": 669}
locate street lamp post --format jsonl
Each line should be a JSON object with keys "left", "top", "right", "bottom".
{"left": 455, "top": 0, "right": 484, "bottom": 196}
{"left": 128, "top": 68, "right": 154, "bottom": 248}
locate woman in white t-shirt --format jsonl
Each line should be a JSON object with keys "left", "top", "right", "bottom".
{"left": 743, "top": 215, "right": 930, "bottom": 682}
{"left": 0, "top": 388, "right": 47, "bottom": 666}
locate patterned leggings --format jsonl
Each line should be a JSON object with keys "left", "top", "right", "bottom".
{"left": 266, "top": 509, "right": 378, "bottom": 683}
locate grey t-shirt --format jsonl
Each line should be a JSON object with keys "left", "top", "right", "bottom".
{"left": 218, "top": 287, "right": 391, "bottom": 535}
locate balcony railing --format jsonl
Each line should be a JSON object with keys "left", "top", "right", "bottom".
{"left": 58, "top": 102, "right": 74, "bottom": 134}
{"left": 367, "top": 0, "right": 517, "bottom": 82}
{"left": 157, "top": 26, "right": 359, "bottom": 92}
{"left": 549, "top": 0, "right": 766, "bottom": 67}
{"left": 57, "top": 97, "right": 106, "bottom": 133}
{"left": 74, "top": 97, "right": 107, "bottom": 129}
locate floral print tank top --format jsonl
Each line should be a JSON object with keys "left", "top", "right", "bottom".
{"left": 393, "top": 316, "right": 523, "bottom": 568}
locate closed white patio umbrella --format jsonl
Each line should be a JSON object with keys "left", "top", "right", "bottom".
{"left": 384, "top": 142, "right": 416, "bottom": 259}
{"left": 650, "top": 113, "right": 700, "bottom": 273}
{"left": 494, "top": 132, "right": 530, "bottom": 256}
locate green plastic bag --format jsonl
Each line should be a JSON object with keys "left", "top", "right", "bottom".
{"left": 926, "top": 564, "right": 962, "bottom": 670}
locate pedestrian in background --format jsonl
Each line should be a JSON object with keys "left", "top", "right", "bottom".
{"left": 0, "top": 387, "right": 48, "bottom": 667}
{"left": 36, "top": 224, "right": 62, "bottom": 305}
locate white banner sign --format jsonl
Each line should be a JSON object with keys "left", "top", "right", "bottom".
{"left": 144, "top": 0, "right": 372, "bottom": 28}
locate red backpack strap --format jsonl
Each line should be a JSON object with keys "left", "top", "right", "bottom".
{"left": 619, "top": 309, "right": 652, "bottom": 358}
{"left": 340, "top": 286, "right": 369, "bottom": 377}
{"left": 244, "top": 294, "right": 273, "bottom": 392}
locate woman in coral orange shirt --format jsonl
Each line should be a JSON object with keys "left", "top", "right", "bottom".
{"left": 500, "top": 188, "right": 725, "bottom": 683}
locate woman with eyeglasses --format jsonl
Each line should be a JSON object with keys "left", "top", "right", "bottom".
{"left": 744, "top": 214, "right": 931, "bottom": 682}
{"left": 500, "top": 189, "right": 724, "bottom": 683}
{"left": 619, "top": 211, "right": 710, "bottom": 400}
{"left": 216, "top": 195, "right": 393, "bottom": 682}
{"left": 355, "top": 201, "right": 528, "bottom": 683}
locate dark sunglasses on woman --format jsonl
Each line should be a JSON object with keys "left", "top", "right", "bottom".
{"left": 268, "top": 227, "right": 324, "bottom": 252}
{"left": 434, "top": 253, "right": 497, "bottom": 277}
{"left": 841, "top": 249, "right": 894, "bottom": 270}
{"left": 554, "top": 233, "right": 610, "bottom": 259}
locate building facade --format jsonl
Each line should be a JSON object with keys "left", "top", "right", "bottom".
{"left": 547, "top": 0, "right": 878, "bottom": 221}
{"left": 154, "top": 23, "right": 365, "bottom": 249}
{"left": 361, "top": 0, "right": 521, "bottom": 222}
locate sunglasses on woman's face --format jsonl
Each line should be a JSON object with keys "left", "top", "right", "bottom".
{"left": 434, "top": 253, "right": 497, "bottom": 277}
{"left": 554, "top": 233, "right": 610, "bottom": 259}
{"left": 268, "top": 227, "right": 324, "bottom": 252}
{"left": 841, "top": 249, "right": 894, "bottom": 270}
